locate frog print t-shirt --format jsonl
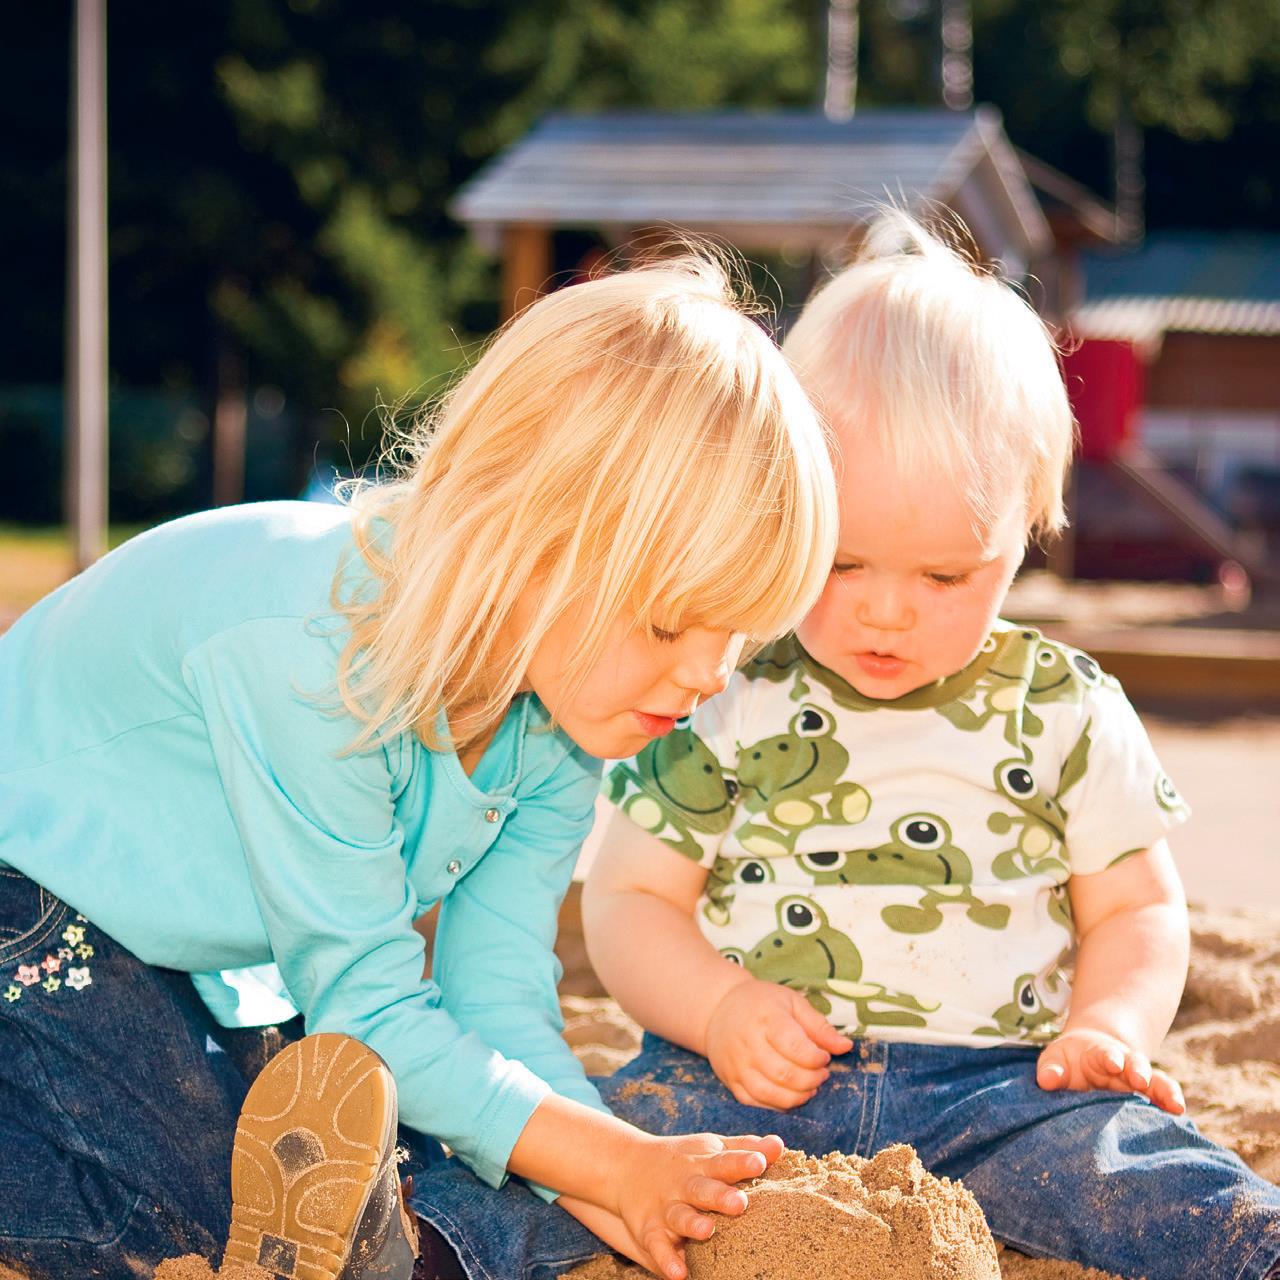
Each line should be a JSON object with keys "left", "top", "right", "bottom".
{"left": 604, "top": 624, "right": 1190, "bottom": 1049}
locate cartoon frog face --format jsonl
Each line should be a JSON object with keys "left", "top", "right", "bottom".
{"left": 635, "top": 725, "right": 738, "bottom": 827}
{"left": 814, "top": 815, "right": 971, "bottom": 888}
{"left": 743, "top": 895, "right": 863, "bottom": 988}
{"left": 736, "top": 706, "right": 848, "bottom": 811}
{"left": 1026, "top": 643, "right": 1101, "bottom": 701}
{"left": 992, "top": 758, "right": 1066, "bottom": 836}
{"left": 981, "top": 972, "right": 1060, "bottom": 1039}
{"left": 704, "top": 855, "right": 776, "bottom": 926}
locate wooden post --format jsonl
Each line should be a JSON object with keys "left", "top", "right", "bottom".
{"left": 502, "top": 224, "right": 551, "bottom": 321}
{"left": 67, "top": 0, "right": 109, "bottom": 571}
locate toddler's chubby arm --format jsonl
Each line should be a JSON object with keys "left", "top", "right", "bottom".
{"left": 583, "top": 807, "right": 852, "bottom": 1111}
{"left": 1038, "top": 838, "right": 1188, "bottom": 1114}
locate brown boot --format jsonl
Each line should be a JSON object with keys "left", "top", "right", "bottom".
{"left": 224, "top": 1033, "right": 417, "bottom": 1280}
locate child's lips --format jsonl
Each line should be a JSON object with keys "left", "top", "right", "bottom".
{"left": 633, "top": 710, "right": 680, "bottom": 737}
{"left": 853, "top": 651, "right": 909, "bottom": 678}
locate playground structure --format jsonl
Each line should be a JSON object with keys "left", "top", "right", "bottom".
{"left": 455, "top": 109, "right": 1278, "bottom": 596}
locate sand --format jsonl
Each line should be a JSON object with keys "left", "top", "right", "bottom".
{"left": 152, "top": 1262, "right": 271, "bottom": 1280}
{"left": 680, "top": 1144, "right": 998, "bottom": 1280}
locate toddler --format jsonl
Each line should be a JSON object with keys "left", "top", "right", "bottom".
{"left": 576, "top": 213, "right": 1280, "bottom": 1280}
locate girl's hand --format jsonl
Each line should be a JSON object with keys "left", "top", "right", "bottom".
{"left": 1037, "top": 1028, "right": 1185, "bottom": 1114}
{"left": 604, "top": 1131, "right": 784, "bottom": 1280}
{"left": 705, "top": 978, "right": 852, "bottom": 1110}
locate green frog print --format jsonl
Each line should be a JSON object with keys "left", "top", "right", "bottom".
{"left": 703, "top": 855, "right": 775, "bottom": 927}
{"left": 733, "top": 706, "right": 871, "bottom": 857}
{"left": 797, "top": 815, "right": 1011, "bottom": 934}
{"left": 988, "top": 722, "right": 1090, "bottom": 880}
{"left": 604, "top": 723, "right": 737, "bottom": 861}
{"left": 1047, "top": 882, "right": 1074, "bottom": 934}
{"left": 973, "top": 969, "right": 1065, "bottom": 1042}
{"left": 937, "top": 633, "right": 1102, "bottom": 746}
{"left": 732, "top": 895, "right": 934, "bottom": 1031}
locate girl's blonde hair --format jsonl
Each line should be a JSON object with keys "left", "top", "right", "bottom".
{"left": 336, "top": 255, "right": 837, "bottom": 752}
{"left": 783, "top": 210, "right": 1076, "bottom": 539}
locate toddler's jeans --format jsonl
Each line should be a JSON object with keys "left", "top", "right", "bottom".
{"left": 411, "top": 1032, "right": 1280, "bottom": 1280}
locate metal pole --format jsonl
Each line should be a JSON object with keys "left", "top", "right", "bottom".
{"left": 824, "top": 0, "right": 858, "bottom": 122}
{"left": 67, "top": 0, "right": 109, "bottom": 571}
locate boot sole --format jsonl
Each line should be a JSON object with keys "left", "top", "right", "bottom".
{"left": 224, "top": 1033, "right": 397, "bottom": 1280}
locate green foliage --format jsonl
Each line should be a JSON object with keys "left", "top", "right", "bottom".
{"left": 1044, "top": 0, "right": 1280, "bottom": 138}
{"left": 2, "top": 0, "right": 1277, "bottom": 517}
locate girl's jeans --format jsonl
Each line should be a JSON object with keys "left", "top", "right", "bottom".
{"left": 2, "top": 873, "right": 1278, "bottom": 1280}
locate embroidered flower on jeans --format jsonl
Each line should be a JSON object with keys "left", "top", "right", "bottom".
{"left": 76, "top": 943, "right": 95, "bottom": 960}
{"left": 66, "top": 967, "right": 92, "bottom": 992}
{"left": 41, "top": 975, "right": 61, "bottom": 994}
{"left": 41, "top": 955, "right": 61, "bottom": 974}
{"left": 57, "top": 947, "right": 74, "bottom": 961}
{"left": 62, "top": 925, "right": 86, "bottom": 947}
{"left": 15, "top": 965, "right": 40, "bottom": 987}
{"left": 3, "top": 986, "right": 20, "bottom": 1003}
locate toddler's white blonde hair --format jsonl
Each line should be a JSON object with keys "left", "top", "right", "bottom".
{"left": 783, "top": 210, "right": 1075, "bottom": 539}
{"left": 335, "top": 254, "right": 837, "bottom": 752}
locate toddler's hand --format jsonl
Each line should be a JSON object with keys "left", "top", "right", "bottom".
{"left": 1037, "top": 1028, "right": 1185, "bottom": 1114}
{"left": 705, "top": 977, "right": 852, "bottom": 1110}
{"left": 605, "top": 1131, "right": 784, "bottom": 1280}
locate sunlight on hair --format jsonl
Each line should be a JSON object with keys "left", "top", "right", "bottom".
{"left": 332, "top": 249, "right": 838, "bottom": 754}
{"left": 783, "top": 207, "right": 1076, "bottom": 542}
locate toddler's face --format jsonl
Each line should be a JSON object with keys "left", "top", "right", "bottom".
{"left": 797, "top": 443, "right": 1027, "bottom": 701}
{"left": 518, "top": 597, "right": 746, "bottom": 759}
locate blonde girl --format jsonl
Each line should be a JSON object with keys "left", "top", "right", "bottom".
{"left": 0, "top": 257, "right": 836, "bottom": 1280}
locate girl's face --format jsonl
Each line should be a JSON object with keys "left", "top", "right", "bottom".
{"left": 798, "top": 442, "right": 1027, "bottom": 701}
{"left": 519, "top": 598, "right": 747, "bottom": 759}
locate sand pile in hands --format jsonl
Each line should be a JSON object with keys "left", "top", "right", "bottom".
{"left": 684, "top": 1144, "right": 997, "bottom": 1280}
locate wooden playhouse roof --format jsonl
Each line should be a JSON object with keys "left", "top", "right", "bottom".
{"left": 450, "top": 107, "right": 1051, "bottom": 263}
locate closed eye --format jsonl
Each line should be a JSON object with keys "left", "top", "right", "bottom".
{"left": 650, "top": 626, "right": 683, "bottom": 643}
{"left": 832, "top": 562, "right": 863, "bottom": 575}
{"left": 926, "top": 572, "right": 971, "bottom": 588}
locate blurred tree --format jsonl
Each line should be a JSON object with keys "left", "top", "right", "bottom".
{"left": 1, "top": 0, "right": 1277, "bottom": 519}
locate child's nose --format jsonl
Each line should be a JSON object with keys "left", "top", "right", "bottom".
{"left": 854, "top": 578, "right": 915, "bottom": 631}
{"left": 678, "top": 633, "right": 741, "bottom": 697}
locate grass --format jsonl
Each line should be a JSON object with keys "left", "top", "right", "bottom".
{"left": 0, "top": 523, "right": 150, "bottom": 618}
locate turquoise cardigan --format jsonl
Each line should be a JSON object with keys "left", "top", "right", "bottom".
{"left": 0, "top": 501, "right": 606, "bottom": 1192}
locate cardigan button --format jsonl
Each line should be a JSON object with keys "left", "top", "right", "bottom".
{"left": 484, "top": 808, "right": 501, "bottom": 823}
{"left": 446, "top": 859, "right": 462, "bottom": 875}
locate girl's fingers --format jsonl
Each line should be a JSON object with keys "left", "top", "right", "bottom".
{"left": 791, "top": 993, "right": 854, "bottom": 1054}
{"left": 683, "top": 1174, "right": 749, "bottom": 1217}
{"left": 665, "top": 1200, "right": 717, "bottom": 1240}
{"left": 643, "top": 1227, "right": 687, "bottom": 1280}
{"left": 703, "top": 1147, "right": 768, "bottom": 1188}
{"left": 724, "top": 1133, "right": 785, "bottom": 1164}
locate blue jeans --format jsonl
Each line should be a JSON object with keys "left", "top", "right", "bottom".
{"left": 0, "top": 871, "right": 457, "bottom": 1278}
{"left": 409, "top": 1033, "right": 1280, "bottom": 1280}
